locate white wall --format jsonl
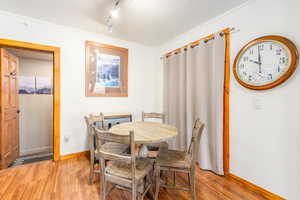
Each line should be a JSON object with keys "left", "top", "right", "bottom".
{"left": 0, "top": 11, "right": 161, "bottom": 156}
{"left": 18, "top": 58, "right": 53, "bottom": 156}
{"left": 159, "top": 0, "right": 300, "bottom": 199}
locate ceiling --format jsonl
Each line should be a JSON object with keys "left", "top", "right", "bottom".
{"left": 6, "top": 48, "right": 53, "bottom": 61}
{"left": 0, "top": 0, "right": 248, "bottom": 46}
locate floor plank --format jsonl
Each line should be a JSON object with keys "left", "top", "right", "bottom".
{"left": 0, "top": 156, "right": 268, "bottom": 200}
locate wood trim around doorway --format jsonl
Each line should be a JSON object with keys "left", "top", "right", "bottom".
{"left": 0, "top": 38, "right": 60, "bottom": 161}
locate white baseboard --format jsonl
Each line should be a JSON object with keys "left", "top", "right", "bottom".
{"left": 20, "top": 146, "right": 53, "bottom": 156}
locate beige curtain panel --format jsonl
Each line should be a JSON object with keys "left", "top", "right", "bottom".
{"left": 163, "top": 34, "right": 225, "bottom": 175}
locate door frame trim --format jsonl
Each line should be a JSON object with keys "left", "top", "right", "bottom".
{"left": 0, "top": 38, "right": 61, "bottom": 161}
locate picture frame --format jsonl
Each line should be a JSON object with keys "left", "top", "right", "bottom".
{"left": 85, "top": 41, "right": 128, "bottom": 97}
{"left": 19, "top": 76, "right": 52, "bottom": 95}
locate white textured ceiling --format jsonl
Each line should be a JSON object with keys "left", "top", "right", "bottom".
{"left": 0, "top": 0, "right": 248, "bottom": 46}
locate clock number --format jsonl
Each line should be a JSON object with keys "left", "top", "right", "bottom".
{"left": 250, "top": 49, "right": 254, "bottom": 55}
{"left": 270, "top": 44, "right": 273, "bottom": 50}
{"left": 276, "top": 49, "right": 282, "bottom": 55}
{"left": 258, "top": 44, "right": 264, "bottom": 51}
{"left": 248, "top": 75, "right": 252, "bottom": 81}
{"left": 268, "top": 74, "right": 273, "bottom": 80}
{"left": 243, "top": 56, "right": 249, "bottom": 62}
{"left": 240, "top": 63, "right": 245, "bottom": 69}
{"left": 280, "top": 57, "right": 286, "bottom": 64}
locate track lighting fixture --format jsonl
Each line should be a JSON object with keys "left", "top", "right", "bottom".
{"left": 107, "top": 0, "right": 121, "bottom": 32}
{"left": 107, "top": 16, "right": 113, "bottom": 32}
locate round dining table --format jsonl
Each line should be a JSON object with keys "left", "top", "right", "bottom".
{"left": 110, "top": 121, "right": 178, "bottom": 144}
{"left": 110, "top": 121, "right": 178, "bottom": 157}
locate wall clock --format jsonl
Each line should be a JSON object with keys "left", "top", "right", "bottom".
{"left": 233, "top": 35, "right": 299, "bottom": 90}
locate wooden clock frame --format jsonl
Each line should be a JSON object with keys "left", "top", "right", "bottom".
{"left": 233, "top": 35, "right": 299, "bottom": 90}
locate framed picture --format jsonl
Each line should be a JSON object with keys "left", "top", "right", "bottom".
{"left": 19, "top": 76, "right": 35, "bottom": 94}
{"left": 19, "top": 76, "right": 52, "bottom": 95}
{"left": 85, "top": 41, "right": 128, "bottom": 97}
{"left": 36, "top": 77, "right": 52, "bottom": 95}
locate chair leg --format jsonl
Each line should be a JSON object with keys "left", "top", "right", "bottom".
{"left": 160, "top": 171, "right": 167, "bottom": 191}
{"left": 190, "top": 170, "right": 196, "bottom": 200}
{"left": 132, "top": 183, "right": 137, "bottom": 200}
{"left": 101, "top": 174, "right": 106, "bottom": 200}
{"left": 89, "top": 151, "right": 95, "bottom": 185}
{"left": 147, "top": 173, "right": 155, "bottom": 200}
{"left": 154, "top": 165, "right": 160, "bottom": 200}
{"left": 173, "top": 171, "right": 176, "bottom": 186}
{"left": 188, "top": 172, "right": 191, "bottom": 186}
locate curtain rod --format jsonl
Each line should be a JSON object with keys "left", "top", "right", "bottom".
{"left": 161, "top": 27, "right": 235, "bottom": 59}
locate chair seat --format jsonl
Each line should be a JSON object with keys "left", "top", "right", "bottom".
{"left": 156, "top": 149, "right": 191, "bottom": 169}
{"left": 97, "top": 142, "right": 129, "bottom": 155}
{"left": 106, "top": 158, "right": 153, "bottom": 180}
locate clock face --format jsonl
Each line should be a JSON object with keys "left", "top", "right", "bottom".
{"left": 236, "top": 41, "right": 290, "bottom": 86}
{"left": 234, "top": 36, "right": 299, "bottom": 90}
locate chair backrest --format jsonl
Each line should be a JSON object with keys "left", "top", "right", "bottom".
{"left": 188, "top": 119, "right": 205, "bottom": 167}
{"left": 84, "top": 113, "right": 105, "bottom": 128}
{"left": 142, "top": 111, "right": 166, "bottom": 123}
{"left": 94, "top": 127, "right": 136, "bottom": 178}
{"left": 84, "top": 113, "right": 105, "bottom": 149}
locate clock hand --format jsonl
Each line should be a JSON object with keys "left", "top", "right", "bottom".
{"left": 258, "top": 45, "right": 262, "bottom": 73}
{"left": 249, "top": 60, "right": 261, "bottom": 65}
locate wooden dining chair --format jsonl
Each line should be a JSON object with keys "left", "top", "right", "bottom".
{"left": 141, "top": 111, "right": 168, "bottom": 152}
{"left": 142, "top": 111, "right": 166, "bottom": 123}
{"left": 84, "top": 113, "right": 129, "bottom": 184}
{"left": 154, "top": 119, "right": 205, "bottom": 200}
{"left": 94, "top": 128, "right": 154, "bottom": 200}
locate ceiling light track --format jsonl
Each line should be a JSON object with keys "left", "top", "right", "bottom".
{"left": 107, "top": 0, "right": 121, "bottom": 32}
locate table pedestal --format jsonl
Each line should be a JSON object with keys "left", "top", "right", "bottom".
{"left": 138, "top": 144, "right": 149, "bottom": 157}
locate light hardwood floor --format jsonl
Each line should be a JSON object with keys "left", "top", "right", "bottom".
{"left": 0, "top": 156, "right": 268, "bottom": 200}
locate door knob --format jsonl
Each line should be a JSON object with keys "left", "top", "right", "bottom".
{"left": 17, "top": 109, "right": 20, "bottom": 114}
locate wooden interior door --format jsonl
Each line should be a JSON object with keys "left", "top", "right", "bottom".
{"left": 0, "top": 48, "right": 19, "bottom": 169}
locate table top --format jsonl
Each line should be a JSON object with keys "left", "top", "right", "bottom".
{"left": 110, "top": 122, "right": 178, "bottom": 144}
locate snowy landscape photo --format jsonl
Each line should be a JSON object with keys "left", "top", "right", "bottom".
{"left": 95, "top": 53, "right": 120, "bottom": 90}
{"left": 19, "top": 76, "right": 36, "bottom": 94}
{"left": 36, "top": 77, "right": 52, "bottom": 95}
